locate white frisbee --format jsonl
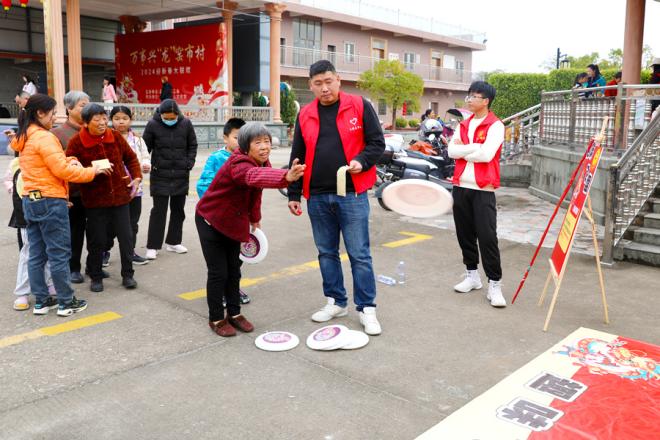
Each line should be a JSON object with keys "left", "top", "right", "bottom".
{"left": 382, "top": 180, "right": 453, "bottom": 218}
{"left": 240, "top": 228, "right": 269, "bottom": 264}
{"left": 340, "top": 330, "right": 370, "bottom": 350}
{"left": 306, "top": 325, "right": 351, "bottom": 351}
{"left": 255, "top": 331, "right": 300, "bottom": 352}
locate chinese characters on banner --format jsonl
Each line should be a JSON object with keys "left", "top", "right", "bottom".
{"left": 114, "top": 23, "right": 228, "bottom": 106}
{"left": 549, "top": 139, "right": 603, "bottom": 278}
{"left": 417, "top": 327, "right": 660, "bottom": 440}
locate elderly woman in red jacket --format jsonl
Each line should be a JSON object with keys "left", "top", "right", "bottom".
{"left": 196, "top": 123, "right": 305, "bottom": 337}
{"left": 66, "top": 103, "right": 142, "bottom": 293}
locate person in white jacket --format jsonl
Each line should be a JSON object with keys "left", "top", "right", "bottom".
{"left": 106, "top": 106, "right": 152, "bottom": 264}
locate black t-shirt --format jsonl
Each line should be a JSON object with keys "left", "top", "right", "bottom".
{"left": 288, "top": 97, "right": 385, "bottom": 201}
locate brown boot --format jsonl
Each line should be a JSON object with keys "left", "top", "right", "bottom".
{"left": 209, "top": 319, "right": 236, "bottom": 337}
{"left": 228, "top": 314, "right": 254, "bottom": 333}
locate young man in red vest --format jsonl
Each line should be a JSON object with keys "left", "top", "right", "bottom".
{"left": 448, "top": 81, "right": 506, "bottom": 307}
{"left": 288, "top": 60, "right": 386, "bottom": 335}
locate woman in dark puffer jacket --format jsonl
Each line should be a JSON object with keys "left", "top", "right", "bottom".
{"left": 142, "top": 99, "right": 197, "bottom": 260}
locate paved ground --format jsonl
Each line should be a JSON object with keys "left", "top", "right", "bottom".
{"left": 0, "top": 148, "right": 658, "bottom": 440}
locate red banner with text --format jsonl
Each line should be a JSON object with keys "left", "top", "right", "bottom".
{"left": 114, "top": 23, "right": 228, "bottom": 106}
{"left": 549, "top": 139, "right": 603, "bottom": 277}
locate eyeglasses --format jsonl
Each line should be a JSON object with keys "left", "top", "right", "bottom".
{"left": 465, "top": 95, "right": 485, "bottom": 102}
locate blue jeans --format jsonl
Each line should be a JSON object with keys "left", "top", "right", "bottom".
{"left": 22, "top": 197, "right": 74, "bottom": 305}
{"left": 307, "top": 192, "right": 376, "bottom": 311}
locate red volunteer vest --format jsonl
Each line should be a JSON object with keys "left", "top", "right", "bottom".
{"left": 452, "top": 111, "right": 502, "bottom": 189}
{"left": 298, "top": 91, "right": 376, "bottom": 199}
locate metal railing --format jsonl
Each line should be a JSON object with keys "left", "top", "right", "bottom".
{"left": 1, "top": 102, "right": 21, "bottom": 119}
{"left": 87, "top": 103, "right": 274, "bottom": 124}
{"left": 294, "top": 0, "right": 486, "bottom": 44}
{"left": 602, "top": 114, "right": 660, "bottom": 264}
{"left": 501, "top": 104, "right": 541, "bottom": 161}
{"left": 281, "top": 45, "right": 473, "bottom": 86}
{"left": 539, "top": 84, "right": 660, "bottom": 151}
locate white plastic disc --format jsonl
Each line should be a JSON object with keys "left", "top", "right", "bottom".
{"left": 255, "top": 331, "right": 300, "bottom": 352}
{"left": 306, "top": 325, "right": 351, "bottom": 351}
{"left": 382, "top": 179, "right": 453, "bottom": 218}
{"left": 340, "top": 330, "right": 370, "bottom": 350}
{"left": 240, "top": 228, "right": 269, "bottom": 264}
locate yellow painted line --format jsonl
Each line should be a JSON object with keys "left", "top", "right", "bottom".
{"left": 382, "top": 231, "right": 433, "bottom": 248}
{"left": 0, "top": 311, "right": 122, "bottom": 349}
{"left": 178, "top": 254, "right": 350, "bottom": 300}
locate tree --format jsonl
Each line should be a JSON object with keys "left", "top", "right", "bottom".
{"left": 357, "top": 60, "right": 424, "bottom": 128}
{"left": 642, "top": 45, "right": 655, "bottom": 69}
{"left": 280, "top": 84, "right": 298, "bottom": 127}
{"left": 566, "top": 52, "right": 600, "bottom": 69}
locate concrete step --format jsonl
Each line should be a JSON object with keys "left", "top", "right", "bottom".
{"left": 644, "top": 213, "right": 660, "bottom": 229}
{"left": 651, "top": 198, "right": 660, "bottom": 214}
{"left": 620, "top": 241, "right": 660, "bottom": 266}
{"left": 633, "top": 227, "right": 660, "bottom": 246}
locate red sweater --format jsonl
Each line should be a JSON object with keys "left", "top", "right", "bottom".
{"left": 66, "top": 128, "right": 142, "bottom": 209}
{"left": 196, "top": 150, "right": 289, "bottom": 243}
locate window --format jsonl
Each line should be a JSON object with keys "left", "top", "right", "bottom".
{"left": 404, "top": 52, "right": 418, "bottom": 71}
{"left": 378, "top": 99, "right": 387, "bottom": 116}
{"left": 344, "top": 42, "right": 355, "bottom": 63}
{"left": 431, "top": 50, "right": 443, "bottom": 80}
{"left": 327, "top": 45, "right": 336, "bottom": 65}
{"left": 293, "top": 18, "right": 322, "bottom": 66}
{"left": 371, "top": 38, "right": 386, "bottom": 60}
{"left": 280, "top": 38, "right": 286, "bottom": 64}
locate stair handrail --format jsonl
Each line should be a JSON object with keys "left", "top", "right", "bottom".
{"left": 501, "top": 104, "right": 541, "bottom": 161}
{"left": 602, "top": 114, "right": 660, "bottom": 264}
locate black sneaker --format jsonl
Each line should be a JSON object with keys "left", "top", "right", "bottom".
{"left": 57, "top": 297, "right": 87, "bottom": 317}
{"left": 102, "top": 251, "right": 111, "bottom": 267}
{"left": 122, "top": 277, "right": 138, "bottom": 289}
{"left": 90, "top": 280, "right": 104, "bottom": 292}
{"left": 132, "top": 253, "right": 149, "bottom": 265}
{"left": 71, "top": 271, "right": 84, "bottom": 284}
{"left": 33, "top": 297, "right": 59, "bottom": 315}
{"left": 240, "top": 290, "right": 251, "bottom": 304}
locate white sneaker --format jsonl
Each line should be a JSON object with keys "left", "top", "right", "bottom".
{"left": 166, "top": 244, "right": 188, "bottom": 254}
{"left": 311, "top": 298, "right": 348, "bottom": 322}
{"left": 486, "top": 280, "right": 507, "bottom": 308}
{"left": 453, "top": 270, "right": 482, "bottom": 293}
{"left": 359, "top": 307, "right": 382, "bottom": 335}
{"left": 145, "top": 249, "right": 158, "bottom": 260}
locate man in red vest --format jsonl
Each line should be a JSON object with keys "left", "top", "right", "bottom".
{"left": 288, "top": 60, "right": 386, "bottom": 335}
{"left": 448, "top": 81, "right": 506, "bottom": 307}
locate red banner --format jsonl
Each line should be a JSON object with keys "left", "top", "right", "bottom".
{"left": 114, "top": 23, "right": 228, "bottom": 106}
{"left": 549, "top": 139, "right": 603, "bottom": 278}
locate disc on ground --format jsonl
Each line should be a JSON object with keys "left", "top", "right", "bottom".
{"left": 255, "top": 331, "right": 300, "bottom": 352}
{"left": 382, "top": 179, "right": 453, "bottom": 218}
{"left": 240, "top": 228, "right": 269, "bottom": 264}
{"left": 306, "top": 325, "right": 351, "bottom": 351}
{"left": 340, "top": 330, "right": 370, "bottom": 350}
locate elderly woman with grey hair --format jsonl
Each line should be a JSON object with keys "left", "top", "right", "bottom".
{"left": 51, "top": 90, "right": 91, "bottom": 284}
{"left": 195, "top": 123, "right": 306, "bottom": 337}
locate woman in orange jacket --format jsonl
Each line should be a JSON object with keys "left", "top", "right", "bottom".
{"left": 11, "top": 94, "right": 109, "bottom": 317}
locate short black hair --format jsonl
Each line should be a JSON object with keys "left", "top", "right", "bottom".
{"left": 223, "top": 117, "right": 246, "bottom": 136}
{"left": 81, "top": 103, "right": 107, "bottom": 123}
{"left": 614, "top": 71, "right": 622, "bottom": 79}
{"left": 309, "top": 60, "right": 336, "bottom": 78}
{"left": 467, "top": 81, "right": 496, "bottom": 108}
{"left": 110, "top": 105, "right": 133, "bottom": 120}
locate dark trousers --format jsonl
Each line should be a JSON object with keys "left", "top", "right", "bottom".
{"left": 195, "top": 214, "right": 242, "bottom": 321}
{"left": 147, "top": 195, "right": 186, "bottom": 249}
{"left": 106, "top": 196, "right": 142, "bottom": 252}
{"left": 452, "top": 186, "right": 502, "bottom": 281}
{"left": 86, "top": 204, "right": 134, "bottom": 281}
{"left": 69, "top": 196, "right": 86, "bottom": 273}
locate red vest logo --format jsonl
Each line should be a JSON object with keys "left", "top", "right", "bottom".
{"left": 348, "top": 116, "right": 362, "bottom": 132}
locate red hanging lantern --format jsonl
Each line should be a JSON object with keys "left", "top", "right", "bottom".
{"left": 2, "top": 0, "right": 12, "bottom": 12}
{"left": 20, "top": 0, "right": 29, "bottom": 7}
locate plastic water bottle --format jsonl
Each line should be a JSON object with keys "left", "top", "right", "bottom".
{"left": 396, "top": 261, "right": 406, "bottom": 285}
{"left": 377, "top": 274, "right": 396, "bottom": 286}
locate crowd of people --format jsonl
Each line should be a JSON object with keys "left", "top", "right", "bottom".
{"left": 5, "top": 60, "right": 509, "bottom": 339}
